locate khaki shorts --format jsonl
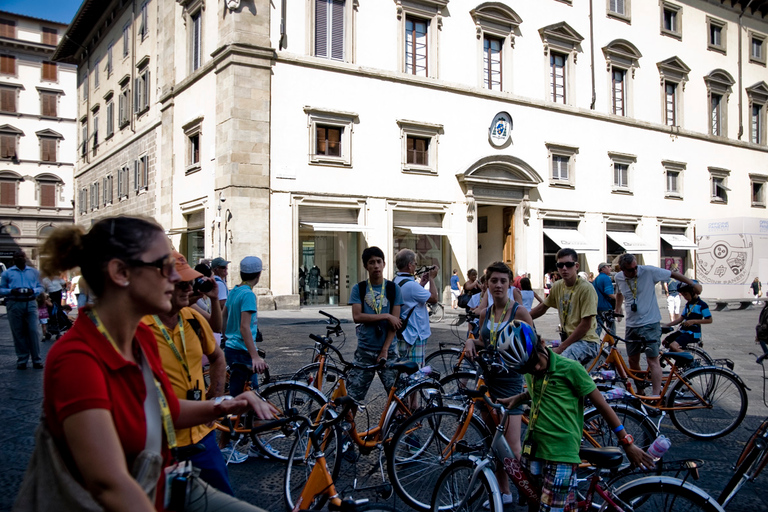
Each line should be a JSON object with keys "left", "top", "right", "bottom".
{"left": 625, "top": 323, "right": 661, "bottom": 358}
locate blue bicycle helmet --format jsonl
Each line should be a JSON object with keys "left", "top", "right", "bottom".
{"left": 498, "top": 320, "right": 539, "bottom": 371}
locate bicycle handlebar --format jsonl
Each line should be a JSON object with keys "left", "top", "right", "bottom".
{"left": 308, "top": 333, "right": 393, "bottom": 372}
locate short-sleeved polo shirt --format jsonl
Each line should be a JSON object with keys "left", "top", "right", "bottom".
{"left": 543, "top": 277, "right": 599, "bottom": 342}
{"left": 615, "top": 266, "right": 671, "bottom": 327}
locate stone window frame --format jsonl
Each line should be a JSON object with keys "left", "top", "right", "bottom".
{"left": 183, "top": 0, "right": 205, "bottom": 74}
{"left": 89, "top": 181, "right": 100, "bottom": 211}
{"left": 36, "top": 128, "right": 63, "bottom": 163}
{"left": 102, "top": 174, "right": 114, "bottom": 207}
{"left": 602, "top": 39, "right": 641, "bottom": 117}
{"left": 0, "top": 170, "right": 23, "bottom": 206}
{"left": 662, "top": 159, "right": 685, "bottom": 199}
{"left": 397, "top": 119, "right": 442, "bottom": 175}
{"left": 396, "top": 0, "right": 447, "bottom": 79}
{"left": 608, "top": 151, "right": 636, "bottom": 195}
{"left": 545, "top": 142, "right": 578, "bottom": 188}
{"left": 305, "top": 106, "right": 357, "bottom": 168}
{"left": 704, "top": 69, "right": 734, "bottom": 138}
{"left": 307, "top": 0, "right": 358, "bottom": 63}
{"left": 709, "top": 166, "right": 730, "bottom": 204}
{"left": 91, "top": 104, "right": 100, "bottom": 155}
{"left": 183, "top": 116, "right": 203, "bottom": 174}
{"left": 122, "top": 22, "right": 131, "bottom": 58}
{"left": 750, "top": 31, "right": 766, "bottom": 66}
{"left": 657, "top": 56, "right": 690, "bottom": 127}
{"left": 606, "top": 0, "right": 630, "bottom": 24}
{"left": 134, "top": 57, "right": 151, "bottom": 116}
{"left": 470, "top": 3, "right": 523, "bottom": 93}
{"left": 0, "top": 124, "right": 22, "bottom": 161}
{"left": 750, "top": 173, "right": 767, "bottom": 208}
{"left": 118, "top": 75, "right": 131, "bottom": 129}
{"left": 660, "top": 1, "right": 682, "bottom": 41}
{"left": 747, "top": 81, "right": 768, "bottom": 145}
{"left": 37, "top": 87, "right": 62, "bottom": 118}
{"left": 34, "top": 174, "right": 61, "bottom": 208}
{"left": 106, "top": 43, "right": 114, "bottom": 77}
{"left": 539, "top": 22, "right": 584, "bottom": 107}
{"left": 134, "top": 154, "right": 149, "bottom": 193}
{"left": 706, "top": 16, "right": 726, "bottom": 55}
{"left": 80, "top": 117, "right": 88, "bottom": 159}
{"left": 117, "top": 165, "right": 130, "bottom": 200}
{"left": 104, "top": 90, "right": 115, "bottom": 139}
{"left": 139, "top": 1, "right": 150, "bottom": 41}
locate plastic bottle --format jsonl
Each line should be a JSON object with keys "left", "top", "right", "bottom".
{"left": 647, "top": 435, "right": 672, "bottom": 461}
{"left": 601, "top": 387, "right": 625, "bottom": 401}
{"left": 410, "top": 365, "right": 433, "bottom": 383}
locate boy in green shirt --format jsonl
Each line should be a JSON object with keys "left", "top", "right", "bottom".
{"left": 499, "top": 321, "right": 653, "bottom": 512}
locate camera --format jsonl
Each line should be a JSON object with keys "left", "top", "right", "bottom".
{"left": 631, "top": 303, "right": 638, "bottom": 312}
{"left": 192, "top": 277, "right": 213, "bottom": 294}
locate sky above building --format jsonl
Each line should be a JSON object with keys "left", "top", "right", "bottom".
{"left": 0, "top": 0, "right": 82, "bottom": 24}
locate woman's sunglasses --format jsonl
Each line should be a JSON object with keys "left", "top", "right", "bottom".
{"left": 127, "top": 254, "right": 176, "bottom": 278}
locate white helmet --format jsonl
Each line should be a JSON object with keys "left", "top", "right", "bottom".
{"left": 498, "top": 320, "right": 539, "bottom": 372}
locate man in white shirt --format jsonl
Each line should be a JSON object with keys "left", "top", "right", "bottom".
{"left": 393, "top": 249, "right": 437, "bottom": 367}
{"left": 211, "top": 257, "right": 230, "bottom": 345}
{"left": 614, "top": 253, "right": 701, "bottom": 396}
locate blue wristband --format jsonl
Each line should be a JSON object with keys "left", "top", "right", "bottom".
{"left": 612, "top": 424, "right": 625, "bottom": 434}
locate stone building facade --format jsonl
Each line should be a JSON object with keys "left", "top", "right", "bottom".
{"left": 0, "top": 12, "right": 76, "bottom": 269}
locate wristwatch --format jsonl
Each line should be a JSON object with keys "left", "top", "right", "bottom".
{"left": 618, "top": 434, "right": 634, "bottom": 446}
{"left": 213, "top": 395, "right": 234, "bottom": 406}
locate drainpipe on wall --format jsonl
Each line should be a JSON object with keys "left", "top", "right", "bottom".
{"left": 737, "top": 0, "right": 756, "bottom": 140}
{"left": 279, "top": 0, "right": 287, "bottom": 50}
{"left": 131, "top": 0, "right": 137, "bottom": 134}
{"left": 589, "top": 0, "right": 596, "bottom": 110}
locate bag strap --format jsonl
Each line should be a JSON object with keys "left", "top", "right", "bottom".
{"left": 138, "top": 349, "right": 163, "bottom": 454}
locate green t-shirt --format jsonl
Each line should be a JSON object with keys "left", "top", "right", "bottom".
{"left": 524, "top": 349, "right": 597, "bottom": 463}
{"left": 543, "top": 277, "right": 599, "bottom": 343}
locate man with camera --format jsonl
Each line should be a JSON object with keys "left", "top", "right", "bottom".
{"left": 141, "top": 251, "right": 236, "bottom": 494}
{"left": 393, "top": 249, "right": 437, "bottom": 368}
{"left": 0, "top": 250, "right": 44, "bottom": 370}
{"left": 614, "top": 253, "right": 701, "bottom": 396}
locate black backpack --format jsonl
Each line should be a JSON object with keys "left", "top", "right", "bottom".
{"left": 757, "top": 302, "right": 768, "bottom": 342}
{"left": 356, "top": 280, "right": 406, "bottom": 337}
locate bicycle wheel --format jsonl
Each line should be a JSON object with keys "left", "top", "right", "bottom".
{"left": 668, "top": 367, "right": 748, "bottom": 440}
{"left": 284, "top": 420, "right": 342, "bottom": 511}
{"left": 252, "top": 381, "right": 329, "bottom": 460}
{"left": 683, "top": 345, "right": 715, "bottom": 368}
{"left": 608, "top": 475, "right": 725, "bottom": 511}
{"left": 425, "top": 349, "right": 476, "bottom": 377}
{"left": 717, "top": 421, "right": 768, "bottom": 507}
{"left": 386, "top": 406, "right": 492, "bottom": 512}
{"left": 431, "top": 458, "right": 500, "bottom": 512}
{"left": 430, "top": 304, "right": 445, "bottom": 323}
{"left": 438, "top": 372, "right": 480, "bottom": 407}
{"left": 384, "top": 381, "right": 444, "bottom": 440}
{"left": 354, "top": 504, "right": 401, "bottom": 511}
{"left": 292, "top": 361, "right": 344, "bottom": 399}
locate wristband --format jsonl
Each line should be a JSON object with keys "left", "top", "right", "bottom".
{"left": 612, "top": 424, "right": 625, "bottom": 434}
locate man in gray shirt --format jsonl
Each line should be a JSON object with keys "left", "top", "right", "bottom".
{"left": 614, "top": 253, "right": 701, "bottom": 396}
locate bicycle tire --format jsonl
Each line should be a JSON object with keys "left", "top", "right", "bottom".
{"left": 292, "top": 361, "right": 344, "bottom": 399}
{"left": 438, "top": 372, "right": 480, "bottom": 407}
{"left": 717, "top": 427, "right": 768, "bottom": 507}
{"left": 284, "top": 420, "right": 342, "bottom": 511}
{"left": 384, "top": 381, "right": 444, "bottom": 441}
{"left": 386, "top": 406, "right": 492, "bottom": 512}
{"left": 252, "top": 381, "right": 329, "bottom": 460}
{"left": 425, "top": 348, "right": 476, "bottom": 377}
{"left": 430, "top": 303, "right": 445, "bottom": 323}
{"left": 682, "top": 345, "right": 715, "bottom": 369}
{"left": 353, "top": 503, "right": 402, "bottom": 511}
{"left": 431, "top": 458, "right": 501, "bottom": 512}
{"left": 667, "top": 367, "right": 748, "bottom": 440}
{"left": 605, "top": 475, "right": 726, "bottom": 512}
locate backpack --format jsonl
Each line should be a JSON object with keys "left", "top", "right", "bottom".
{"left": 356, "top": 280, "right": 402, "bottom": 337}
{"left": 757, "top": 302, "right": 768, "bottom": 342}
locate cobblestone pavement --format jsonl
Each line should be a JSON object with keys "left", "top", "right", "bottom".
{"left": 1, "top": 299, "right": 768, "bottom": 511}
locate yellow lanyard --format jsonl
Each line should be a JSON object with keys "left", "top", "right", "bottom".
{"left": 87, "top": 310, "right": 177, "bottom": 449}
{"left": 368, "top": 279, "right": 385, "bottom": 314}
{"left": 560, "top": 288, "right": 573, "bottom": 326}
{"left": 152, "top": 314, "right": 191, "bottom": 383}
{"left": 528, "top": 372, "right": 551, "bottom": 433}
{"left": 628, "top": 278, "right": 638, "bottom": 301}
{"left": 489, "top": 299, "right": 510, "bottom": 348}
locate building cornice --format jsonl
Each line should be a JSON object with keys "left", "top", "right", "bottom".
{"left": 275, "top": 52, "right": 768, "bottom": 155}
{"left": 0, "top": 37, "right": 55, "bottom": 56}
{"left": 0, "top": 112, "right": 76, "bottom": 123}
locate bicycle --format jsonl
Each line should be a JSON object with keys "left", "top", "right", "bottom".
{"left": 586, "top": 311, "right": 748, "bottom": 440}
{"left": 386, "top": 351, "right": 659, "bottom": 511}
{"left": 430, "top": 391, "right": 725, "bottom": 512}
{"left": 429, "top": 302, "right": 445, "bottom": 323}
{"left": 292, "top": 311, "right": 348, "bottom": 398}
{"left": 423, "top": 310, "right": 479, "bottom": 378}
{"left": 717, "top": 350, "right": 768, "bottom": 507}
{"left": 284, "top": 397, "right": 401, "bottom": 511}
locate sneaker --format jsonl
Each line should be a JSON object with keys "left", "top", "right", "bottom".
{"left": 221, "top": 445, "right": 248, "bottom": 464}
{"left": 483, "top": 492, "right": 514, "bottom": 509}
{"left": 248, "top": 442, "right": 280, "bottom": 459}
{"left": 403, "top": 433, "right": 422, "bottom": 455}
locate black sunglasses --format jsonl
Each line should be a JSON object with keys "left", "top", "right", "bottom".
{"left": 127, "top": 254, "right": 176, "bottom": 278}
{"left": 556, "top": 261, "right": 577, "bottom": 269}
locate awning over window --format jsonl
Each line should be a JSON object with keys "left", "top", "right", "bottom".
{"left": 606, "top": 231, "right": 656, "bottom": 252}
{"left": 300, "top": 223, "right": 369, "bottom": 232}
{"left": 660, "top": 233, "right": 698, "bottom": 250}
{"left": 543, "top": 228, "right": 599, "bottom": 252}
{"left": 394, "top": 226, "right": 448, "bottom": 236}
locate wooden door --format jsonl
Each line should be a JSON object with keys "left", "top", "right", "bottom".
{"left": 502, "top": 206, "right": 515, "bottom": 272}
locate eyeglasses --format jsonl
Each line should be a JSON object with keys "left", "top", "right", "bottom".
{"left": 556, "top": 261, "right": 577, "bottom": 269}
{"left": 177, "top": 281, "right": 193, "bottom": 290}
{"left": 623, "top": 264, "right": 638, "bottom": 274}
{"left": 127, "top": 254, "right": 176, "bottom": 278}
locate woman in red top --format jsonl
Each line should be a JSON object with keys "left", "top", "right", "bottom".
{"left": 39, "top": 217, "right": 273, "bottom": 512}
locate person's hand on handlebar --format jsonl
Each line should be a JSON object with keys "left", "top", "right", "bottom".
{"left": 497, "top": 391, "right": 529, "bottom": 410}
{"left": 625, "top": 442, "right": 655, "bottom": 471}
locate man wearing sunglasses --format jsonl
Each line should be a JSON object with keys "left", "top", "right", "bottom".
{"left": 614, "top": 253, "right": 702, "bottom": 396}
{"left": 530, "top": 247, "right": 600, "bottom": 366}
{"left": 141, "top": 252, "right": 240, "bottom": 493}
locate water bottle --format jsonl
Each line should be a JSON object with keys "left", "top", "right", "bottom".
{"left": 647, "top": 435, "right": 672, "bottom": 461}
{"left": 601, "top": 387, "right": 625, "bottom": 401}
{"left": 410, "top": 365, "right": 433, "bottom": 384}
{"left": 599, "top": 370, "right": 616, "bottom": 380}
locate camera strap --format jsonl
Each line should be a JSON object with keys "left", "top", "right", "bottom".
{"left": 153, "top": 315, "right": 192, "bottom": 384}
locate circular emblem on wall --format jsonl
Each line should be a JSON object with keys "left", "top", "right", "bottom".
{"left": 488, "top": 111, "right": 513, "bottom": 149}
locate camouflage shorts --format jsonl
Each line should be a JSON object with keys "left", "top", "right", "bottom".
{"left": 346, "top": 347, "right": 399, "bottom": 402}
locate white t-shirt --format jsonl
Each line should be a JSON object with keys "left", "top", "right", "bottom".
{"left": 214, "top": 275, "right": 228, "bottom": 302}
{"left": 520, "top": 290, "right": 534, "bottom": 312}
{"left": 614, "top": 265, "right": 671, "bottom": 327}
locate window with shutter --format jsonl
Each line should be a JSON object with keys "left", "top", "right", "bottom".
{"left": 0, "top": 55, "right": 16, "bottom": 76}
{"left": 483, "top": 36, "right": 502, "bottom": 91}
{"left": 405, "top": 16, "right": 428, "bottom": 76}
{"left": 42, "top": 27, "right": 57, "bottom": 45}
{"left": 1, "top": 181, "right": 16, "bottom": 206}
{"left": 40, "top": 183, "right": 56, "bottom": 207}
{"left": 406, "top": 136, "right": 429, "bottom": 166}
{"left": 107, "top": 45, "right": 113, "bottom": 76}
{"left": 42, "top": 62, "right": 57, "bottom": 81}
{"left": 117, "top": 167, "right": 124, "bottom": 198}
{"left": 315, "top": 125, "right": 342, "bottom": 156}
{"left": 0, "top": 88, "right": 15, "bottom": 112}
{"left": 106, "top": 100, "right": 114, "bottom": 137}
{"left": 614, "top": 163, "right": 629, "bottom": 188}
{"left": 314, "top": 0, "right": 345, "bottom": 60}
{"left": 123, "top": 24, "right": 130, "bottom": 57}
{"left": 41, "top": 92, "right": 57, "bottom": 117}
{"left": 41, "top": 138, "right": 56, "bottom": 162}
{"left": 0, "top": 134, "right": 16, "bottom": 159}
{"left": 752, "top": 104, "right": 763, "bottom": 144}
{"left": 665, "top": 83, "right": 677, "bottom": 126}
{"left": 134, "top": 160, "right": 139, "bottom": 191}
{"left": 0, "top": 19, "right": 15, "bottom": 39}
{"left": 190, "top": 10, "right": 202, "bottom": 72}
{"left": 140, "top": 155, "right": 148, "bottom": 188}
{"left": 139, "top": 2, "right": 149, "bottom": 40}
{"left": 552, "top": 155, "right": 569, "bottom": 181}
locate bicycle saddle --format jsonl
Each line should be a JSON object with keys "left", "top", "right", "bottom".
{"left": 579, "top": 447, "right": 623, "bottom": 469}
{"left": 665, "top": 352, "right": 694, "bottom": 366}
{"left": 391, "top": 360, "right": 419, "bottom": 375}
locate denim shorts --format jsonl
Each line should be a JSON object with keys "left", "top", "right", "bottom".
{"left": 560, "top": 340, "right": 599, "bottom": 367}
{"left": 625, "top": 323, "right": 661, "bottom": 358}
